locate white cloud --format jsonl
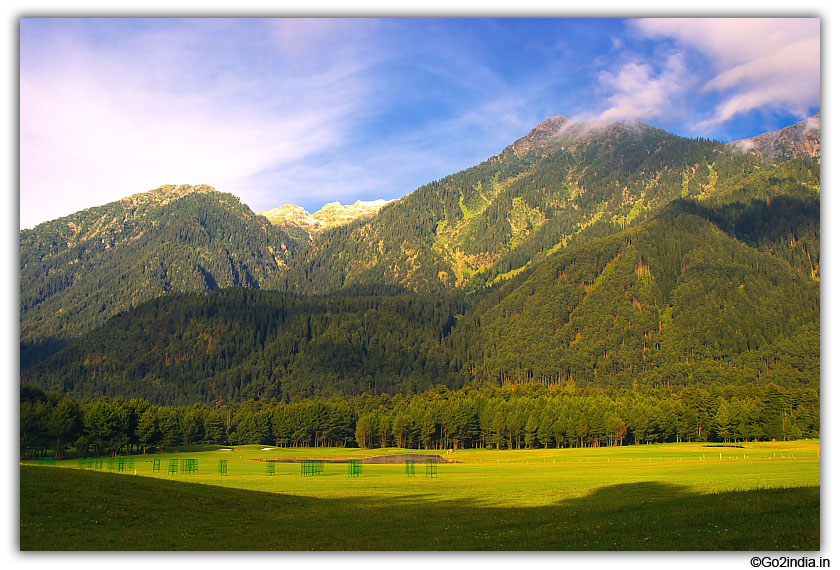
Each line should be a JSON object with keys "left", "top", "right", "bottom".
{"left": 633, "top": 18, "right": 820, "bottom": 127}
{"left": 580, "top": 18, "right": 820, "bottom": 133}
{"left": 583, "top": 53, "right": 689, "bottom": 123}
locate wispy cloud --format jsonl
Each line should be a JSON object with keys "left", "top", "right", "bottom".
{"left": 19, "top": 19, "right": 376, "bottom": 228}
{"left": 243, "top": 20, "right": 555, "bottom": 214}
{"left": 20, "top": 19, "right": 536, "bottom": 227}
{"left": 581, "top": 53, "right": 690, "bottom": 123}
{"left": 578, "top": 18, "right": 819, "bottom": 134}
{"left": 633, "top": 18, "right": 820, "bottom": 129}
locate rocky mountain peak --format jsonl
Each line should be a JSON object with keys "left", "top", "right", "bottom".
{"left": 729, "top": 113, "right": 820, "bottom": 161}
{"left": 259, "top": 198, "right": 392, "bottom": 238}
{"left": 511, "top": 116, "right": 573, "bottom": 154}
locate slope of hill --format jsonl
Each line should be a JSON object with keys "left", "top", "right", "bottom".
{"left": 22, "top": 288, "right": 466, "bottom": 404}
{"left": 22, "top": 178, "right": 819, "bottom": 404}
{"left": 450, "top": 200, "right": 819, "bottom": 389}
{"left": 20, "top": 185, "right": 300, "bottom": 365}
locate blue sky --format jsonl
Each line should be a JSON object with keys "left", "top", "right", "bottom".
{"left": 19, "top": 17, "right": 820, "bottom": 229}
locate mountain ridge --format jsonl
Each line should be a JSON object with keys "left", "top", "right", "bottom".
{"left": 277, "top": 116, "right": 735, "bottom": 295}
{"left": 20, "top": 114, "right": 820, "bottom": 399}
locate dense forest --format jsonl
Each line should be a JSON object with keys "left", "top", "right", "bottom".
{"left": 20, "top": 381, "right": 818, "bottom": 460}
{"left": 455, "top": 196, "right": 819, "bottom": 388}
{"left": 23, "top": 288, "right": 468, "bottom": 404}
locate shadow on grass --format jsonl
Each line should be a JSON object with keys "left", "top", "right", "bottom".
{"left": 20, "top": 465, "right": 818, "bottom": 551}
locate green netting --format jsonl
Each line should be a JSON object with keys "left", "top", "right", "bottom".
{"left": 405, "top": 459, "right": 416, "bottom": 476}
{"left": 348, "top": 459, "right": 362, "bottom": 478}
{"left": 184, "top": 458, "right": 198, "bottom": 473}
{"left": 180, "top": 458, "right": 198, "bottom": 474}
{"left": 218, "top": 459, "right": 228, "bottom": 475}
{"left": 117, "top": 457, "right": 126, "bottom": 472}
{"left": 266, "top": 461, "right": 276, "bottom": 475}
{"left": 152, "top": 458, "right": 161, "bottom": 473}
{"left": 168, "top": 459, "right": 178, "bottom": 475}
{"left": 425, "top": 458, "right": 438, "bottom": 478}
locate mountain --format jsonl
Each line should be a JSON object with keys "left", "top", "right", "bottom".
{"left": 19, "top": 116, "right": 820, "bottom": 403}
{"left": 259, "top": 199, "right": 391, "bottom": 244}
{"left": 20, "top": 184, "right": 300, "bottom": 365}
{"left": 278, "top": 117, "right": 766, "bottom": 294}
{"left": 729, "top": 114, "right": 820, "bottom": 161}
{"left": 23, "top": 195, "right": 819, "bottom": 404}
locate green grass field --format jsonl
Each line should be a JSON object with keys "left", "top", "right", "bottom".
{"left": 20, "top": 440, "right": 820, "bottom": 550}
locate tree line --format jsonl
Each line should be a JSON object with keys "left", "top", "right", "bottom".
{"left": 21, "top": 381, "right": 818, "bottom": 459}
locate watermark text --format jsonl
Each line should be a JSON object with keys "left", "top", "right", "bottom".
{"left": 751, "top": 557, "right": 829, "bottom": 568}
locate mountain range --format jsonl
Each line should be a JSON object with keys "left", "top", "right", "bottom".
{"left": 20, "top": 114, "right": 820, "bottom": 404}
{"left": 258, "top": 199, "right": 391, "bottom": 244}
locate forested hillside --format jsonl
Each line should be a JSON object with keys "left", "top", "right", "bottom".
{"left": 20, "top": 185, "right": 300, "bottom": 366}
{"left": 452, "top": 200, "right": 819, "bottom": 389}
{"left": 22, "top": 288, "right": 467, "bottom": 405}
{"left": 22, "top": 174, "right": 819, "bottom": 404}
{"left": 19, "top": 116, "right": 820, "bottom": 408}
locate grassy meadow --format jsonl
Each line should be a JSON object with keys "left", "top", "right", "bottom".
{"left": 20, "top": 440, "right": 820, "bottom": 550}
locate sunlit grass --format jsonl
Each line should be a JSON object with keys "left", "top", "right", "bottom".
{"left": 21, "top": 440, "right": 820, "bottom": 550}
